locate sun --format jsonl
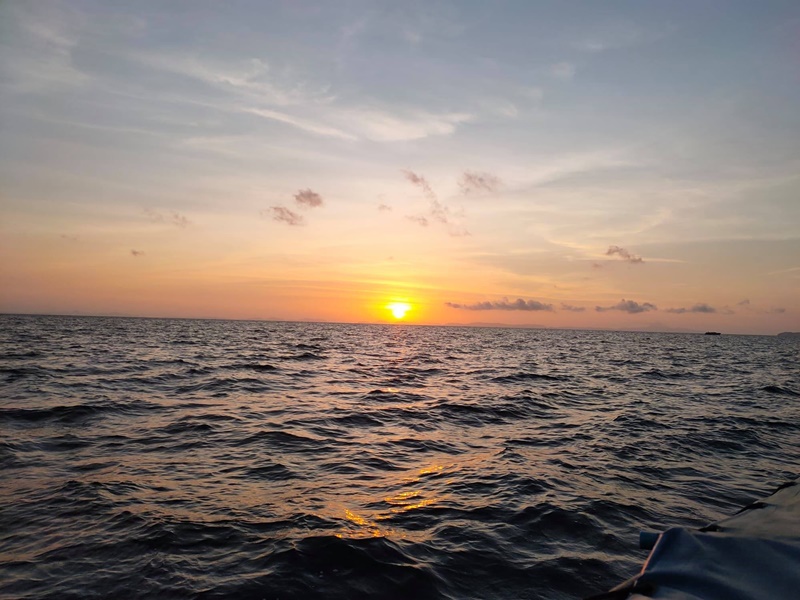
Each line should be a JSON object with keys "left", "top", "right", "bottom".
{"left": 386, "top": 302, "right": 411, "bottom": 320}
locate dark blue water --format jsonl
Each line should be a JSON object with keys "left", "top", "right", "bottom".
{"left": 1, "top": 315, "right": 798, "bottom": 599}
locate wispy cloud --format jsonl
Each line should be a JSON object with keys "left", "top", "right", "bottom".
{"left": 1, "top": 3, "right": 88, "bottom": 92}
{"left": 606, "top": 245, "right": 643, "bottom": 263}
{"left": 377, "top": 203, "right": 392, "bottom": 212}
{"left": 265, "top": 206, "right": 304, "bottom": 226}
{"left": 402, "top": 170, "right": 435, "bottom": 200}
{"left": 131, "top": 249, "right": 145, "bottom": 257}
{"left": 60, "top": 234, "right": 79, "bottom": 242}
{"left": 665, "top": 303, "right": 717, "bottom": 314}
{"left": 243, "top": 107, "right": 356, "bottom": 140}
{"left": 738, "top": 299, "right": 751, "bottom": 306}
{"left": 768, "top": 307, "right": 787, "bottom": 314}
{"left": 459, "top": 170, "right": 502, "bottom": 194}
{"left": 401, "top": 169, "right": 469, "bottom": 236}
{"left": 561, "top": 303, "right": 586, "bottom": 312}
{"left": 596, "top": 299, "right": 657, "bottom": 313}
{"left": 144, "top": 208, "right": 191, "bottom": 228}
{"left": 446, "top": 298, "right": 554, "bottom": 311}
{"left": 551, "top": 61, "right": 576, "bottom": 81}
{"left": 341, "top": 108, "right": 473, "bottom": 142}
{"left": 294, "top": 188, "right": 324, "bottom": 209}
{"left": 406, "top": 215, "right": 429, "bottom": 227}
{"left": 572, "top": 21, "right": 655, "bottom": 54}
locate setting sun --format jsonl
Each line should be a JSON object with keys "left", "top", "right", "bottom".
{"left": 386, "top": 302, "right": 411, "bottom": 320}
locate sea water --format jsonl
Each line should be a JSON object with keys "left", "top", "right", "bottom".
{"left": 1, "top": 315, "right": 798, "bottom": 599}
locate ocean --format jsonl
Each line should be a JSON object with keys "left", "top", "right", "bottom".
{"left": 1, "top": 314, "right": 798, "bottom": 599}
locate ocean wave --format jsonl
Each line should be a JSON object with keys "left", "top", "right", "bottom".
{"left": 1, "top": 315, "right": 798, "bottom": 600}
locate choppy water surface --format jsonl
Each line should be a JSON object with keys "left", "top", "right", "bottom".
{"left": 1, "top": 315, "right": 798, "bottom": 599}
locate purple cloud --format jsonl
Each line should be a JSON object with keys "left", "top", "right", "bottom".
{"left": 294, "top": 188, "right": 323, "bottom": 209}
{"left": 596, "top": 299, "right": 657, "bottom": 313}
{"left": 665, "top": 303, "right": 717, "bottom": 314}
{"left": 445, "top": 298, "right": 554, "bottom": 311}
{"left": 606, "top": 245, "right": 643, "bottom": 263}
{"left": 266, "top": 206, "right": 304, "bottom": 226}
{"left": 459, "top": 170, "right": 502, "bottom": 194}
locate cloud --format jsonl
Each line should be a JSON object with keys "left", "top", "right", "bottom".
{"left": 407, "top": 215, "right": 429, "bottom": 227}
{"left": 768, "top": 307, "right": 787, "bottom": 314}
{"left": 401, "top": 169, "right": 468, "bottom": 235}
{"left": 293, "top": 188, "right": 323, "bottom": 209}
{"left": 429, "top": 199, "right": 452, "bottom": 225}
{"left": 60, "top": 234, "right": 79, "bottom": 242}
{"left": 606, "top": 245, "right": 643, "bottom": 263}
{"left": 737, "top": 299, "right": 751, "bottom": 307}
{"left": 131, "top": 249, "right": 145, "bottom": 257}
{"left": 665, "top": 303, "right": 717, "bottom": 314}
{"left": 402, "top": 169, "right": 435, "bottom": 200}
{"left": 342, "top": 108, "right": 473, "bottom": 142}
{"left": 144, "top": 208, "right": 191, "bottom": 228}
{"left": 378, "top": 203, "right": 392, "bottom": 212}
{"left": 265, "top": 206, "right": 304, "bottom": 226}
{"left": 561, "top": 303, "right": 586, "bottom": 312}
{"left": 445, "top": 298, "right": 554, "bottom": 311}
{"left": 551, "top": 61, "right": 576, "bottom": 80}
{"left": 243, "top": 107, "right": 356, "bottom": 140}
{"left": 522, "top": 87, "right": 544, "bottom": 102}
{"left": 591, "top": 263, "right": 603, "bottom": 269}
{"left": 459, "top": 170, "right": 502, "bottom": 194}
{"left": 596, "top": 299, "right": 657, "bottom": 313}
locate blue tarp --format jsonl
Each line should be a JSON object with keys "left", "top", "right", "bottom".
{"left": 590, "top": 481, "right": 800, "bottom": 600}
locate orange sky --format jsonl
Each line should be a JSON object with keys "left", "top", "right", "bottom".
{"left": 1, "top": 2, "right": 799, "bottom": 334}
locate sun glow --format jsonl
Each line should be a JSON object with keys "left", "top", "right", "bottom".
{"left": 386, "top": 302, "right": 411, "bottom": 320}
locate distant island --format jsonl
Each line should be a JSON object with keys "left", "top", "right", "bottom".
{"left": 777, "top": 332, "right": 800, "bottom": 337}
{"left": 704, "top": 331, "right": 721, "bottom": 335}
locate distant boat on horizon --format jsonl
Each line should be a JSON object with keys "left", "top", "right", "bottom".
{"left": 704, "top": 331, "right": 721, "bottom": 335}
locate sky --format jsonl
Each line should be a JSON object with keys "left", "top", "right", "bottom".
{"left": 1, "top": 0, "right": 799, "bottom": 334}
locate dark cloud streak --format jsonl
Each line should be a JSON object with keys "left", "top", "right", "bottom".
{"left": 665, "top": 303, "right": 717, "bottom": 314}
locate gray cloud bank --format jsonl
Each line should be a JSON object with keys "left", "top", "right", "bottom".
{"left": 446, "top": 298, "right": 554, "bottom": 311}
{"left": 561, "top": 303, "right": 586, "bottom": 312}
{"left": 596, "top": 299, "right": 657, "bottom": 313}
